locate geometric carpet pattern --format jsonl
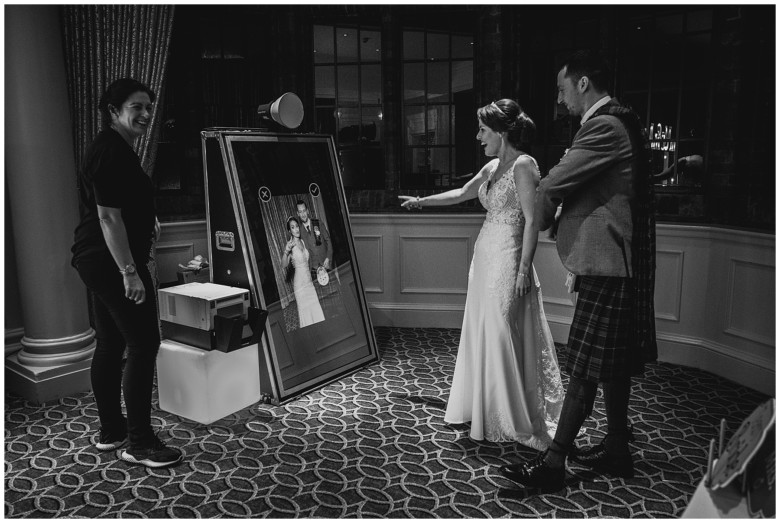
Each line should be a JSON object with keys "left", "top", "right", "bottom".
{"left": 4, "top": 327, "right": 770, "bottom": 518}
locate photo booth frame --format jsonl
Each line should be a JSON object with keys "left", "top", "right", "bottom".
{"left": 201, "top": 129, "right": 378, "bottom": 404}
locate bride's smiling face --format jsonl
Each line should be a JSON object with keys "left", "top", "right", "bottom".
{"left": 476, "top": 120, "right": 502, "bottom": 157}
{"left": 288, "top": 220, "right": 301, "bottom": 238}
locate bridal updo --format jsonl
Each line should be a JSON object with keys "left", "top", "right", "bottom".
{"left": 477, "top": 99, "right": 536, "bottom": 151}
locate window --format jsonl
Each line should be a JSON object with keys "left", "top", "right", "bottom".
{"left": 618, "top": 9, "right": 713, "bottom": 188}
{"left": 313, "top": 25, "right": 384, "bottom": 189}
{"left": 402, "top": 30, "right": 474, "bottom": 188}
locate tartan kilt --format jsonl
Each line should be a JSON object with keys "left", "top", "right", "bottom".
{"left": 566, "top": 275, "right": 646, "bottom": 382}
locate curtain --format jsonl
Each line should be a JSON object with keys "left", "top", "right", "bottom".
{"left": 61, "top": 5, "right": 175, "bottom": 175}
{"left": 61, "top": 6, "right": 175, "bottom": 331}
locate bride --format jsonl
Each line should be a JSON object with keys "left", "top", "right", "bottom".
{"left": 399, "top": 99, "right": 563, "bottom": 450}
{"left": 282, "top": 216, "right": 325, "bottom": 328}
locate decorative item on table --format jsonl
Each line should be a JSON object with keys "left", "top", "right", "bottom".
{"left": 177, "top": 255, "right": 210, "bottom": 284}
{"left": 709, "top": 398, "right": 775, "bottom": 517}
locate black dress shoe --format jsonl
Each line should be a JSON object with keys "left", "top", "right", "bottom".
{"left": 570, "top": 442, "right": 634, "bottom": 478}
{"left": 498, "top": 453, "right": 565, "bottom": 492}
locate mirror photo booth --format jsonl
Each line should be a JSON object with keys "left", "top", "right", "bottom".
{"left": 201, "top": 128, "right": 379, "bottom": 404}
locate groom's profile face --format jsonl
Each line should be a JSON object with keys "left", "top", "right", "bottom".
{"left": 557, "top": 66, "right": 581, "bottom": 116}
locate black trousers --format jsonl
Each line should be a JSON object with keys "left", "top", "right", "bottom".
{"left": 75, "top": 252, "right": 160, "bottom": 446}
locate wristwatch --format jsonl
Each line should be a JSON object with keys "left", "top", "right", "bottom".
{"left": 119, "top": 263, "right": 137, "bottom": 276}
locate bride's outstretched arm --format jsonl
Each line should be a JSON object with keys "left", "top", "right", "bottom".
{"left": 399, "top": 161, "right": 494, "bottom": 209}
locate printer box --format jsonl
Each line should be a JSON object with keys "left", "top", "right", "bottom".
{"left": 158, "top": 282, "right": 250, "bottom": 331}
{"left": 161, "top": 318, "right": 254, "bottom": 353}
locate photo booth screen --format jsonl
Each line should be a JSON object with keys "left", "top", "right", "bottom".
{"left": 202, "top": 130, "right": 378, "bottom": 404}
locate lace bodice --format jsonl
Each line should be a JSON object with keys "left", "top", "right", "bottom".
{"left": 291, "top": 243, "right": 310, "bottom": 270}
{"left": 478, "top": 156, "right": 538, "bottom": 226}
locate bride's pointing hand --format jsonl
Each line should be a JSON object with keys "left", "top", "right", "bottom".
{"left": 398, "top": 195, "right": 422, "bottom": 210}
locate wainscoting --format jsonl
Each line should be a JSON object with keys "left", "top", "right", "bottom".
{"left": 158, "top": 215, "right": 775, "bottom": 395}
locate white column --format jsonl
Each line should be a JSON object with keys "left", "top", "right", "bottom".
{"left": 5, "top": 5, "right": 95, "bottom": 403}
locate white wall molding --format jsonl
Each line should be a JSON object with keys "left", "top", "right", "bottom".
{"left": 353, "top": 234, "right": 384, "bottom": 293}
{"left": 655, "top": 249, "right": 685, "bottom": 322}
{"left": 156, "top": 215, "right": 775, "bottom": 394}
{"left": 657, "top": 332, "right": 775, "bottom": 396}
{"left": 724, "top": 258, "right": 775, "bottom": 347}
{"left": 398, "top": 234, "right": 470, "bottom": 295}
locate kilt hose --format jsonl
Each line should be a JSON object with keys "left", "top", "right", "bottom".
{"left": 566, "top": 275, "right": 647, "bottom": 382}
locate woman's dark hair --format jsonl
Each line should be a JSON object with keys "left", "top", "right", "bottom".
{"left": 98, "top": 78, "right": 156, "bottom": 129}
{"left": 477, "top": 99, "right": 536, "bottom": 151}
{"left": 560, "top": 49, "right": 613, "bottom": 94}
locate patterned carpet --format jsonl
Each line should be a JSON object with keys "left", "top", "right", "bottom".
{"left": 4, "top": 327, "right": 770, "bottom": 518}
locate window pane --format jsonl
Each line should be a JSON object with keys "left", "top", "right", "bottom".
{"left": 336, "top": 27, "right": 358, "bottom": 62}
{"left": 361, "top": 64, "right": 382, "bottom": 105}
{"left": 315, "top": 107, "right": 336, "bottom": 136}
{"left": 653, "top": 37, "right": 681, "bottom": 89}
{"left": 339, "top": 147, "right": 360, "bottom": 186}
{"left": 405, "top": 106, "right": 427, "bottom": 146}
{"left": 362, "top": 107, "right": 382, "bottom": 144}
{"left": 679, "top": 88, "right": 708, "bottom": 140}
{"left": 403, "top": 31, "right": 424, "bottom": 60}
{"left": 676, "top": 140, "right": 705, "bottom": 186}
{"left": 313, "top": 25, "right": 333, "bottom": 63}
{"left": 427, "top": 106, "right": 450, "bottom": 145}
{"left": 427, "top": 62, "right": 449, "bottom": 102}
{"left": 622, "top": 21, "right": 651, "bottom": 90}
{"left": 452, "top": 60, "right": 473, "bottom": 93}
{"left": 406, "top": 147, "right": 429, "bottom": 175}
{"left": 649, "top": 90, "right": 678, "bottom": 137}
{"left": 360, "top": 29, "right": 381, "bottom": 62}
{"left": 314, "top": 66, "right": 335, "bottom": 105}
{"left": 404, "top": 63, "right": 425, "bottom": 102}
{"left": 337, "top": 65, "right": 358, "bottom": 104}
{"left": 427, "top": 33, "right": 448, "bottom": 60}
{"left": 683, "top": 33, "right": 711, "bottom": 87}
{"left": 452, "top": 34, "right": 473, "bottom": 59}
{"left": 337, "top": 107, "right": 360, "bottom": 144}
{"left": 430, "top": 147, "right": 449, "bottom": 176}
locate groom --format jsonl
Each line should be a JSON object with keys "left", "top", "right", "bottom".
{"left": 296, "top": 199, "right": 332, "bottom": 281}
{"left": 499, "top": 50, "right": 657, "bottom": 491}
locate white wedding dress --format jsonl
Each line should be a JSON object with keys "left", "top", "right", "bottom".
{"left": 444, "top": 157, "right": 564, "bottom": 450}
{"left": 291, "top": 243, "right": 325, "bottom": 328}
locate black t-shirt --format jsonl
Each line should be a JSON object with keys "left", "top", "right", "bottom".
{"left": 71, "top": 129, "right": 156, "bottom": 267}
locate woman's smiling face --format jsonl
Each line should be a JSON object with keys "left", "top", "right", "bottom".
{"left": 289, "top": 219, "right": 300, "bottom": 238}
{"left": 111, "top": 90, "right": 153, "bottom": 140}
{"left": 476, "top": 120, "right": 502, "bottom": 157}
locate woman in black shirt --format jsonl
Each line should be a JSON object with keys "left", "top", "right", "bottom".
{"left": 72, "top": 78, "right": 181, "bottom": 468}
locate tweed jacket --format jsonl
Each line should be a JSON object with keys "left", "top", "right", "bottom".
{"left": 299, "top": 218, "right": 333, "bottom": 271}
{"left": 535, "top": 102, "right": 637, "bottom": 277}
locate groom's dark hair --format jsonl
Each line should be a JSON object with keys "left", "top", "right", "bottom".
{"left": 561, "top": 49, "right": 613, "bottom": 94}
